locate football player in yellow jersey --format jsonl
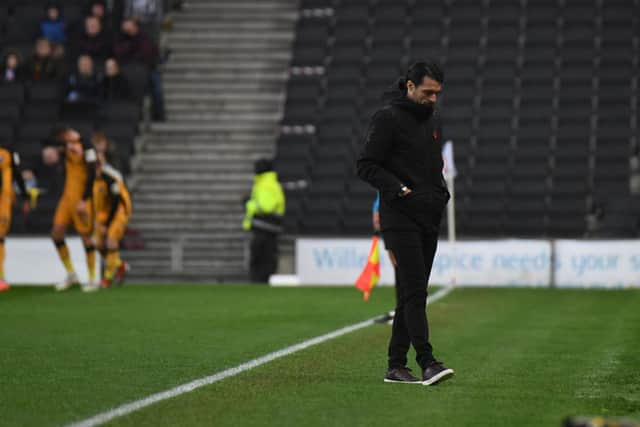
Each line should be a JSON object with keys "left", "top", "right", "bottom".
{"left": 51, "top": 128, "right": 99, "bottom": 292}
{"left": 94, "top": 153, "right": 132, "bottom": 288}
{"left": 0, "top": 144, "right": 30, "bottom": 291}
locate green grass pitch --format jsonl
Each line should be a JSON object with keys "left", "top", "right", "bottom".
{"left": 1, "top": 285, "right": 639, "bottom": 426}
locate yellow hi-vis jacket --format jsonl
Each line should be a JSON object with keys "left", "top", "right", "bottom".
{"left": 242, "top": 171, "right": 285, "bottom": 232}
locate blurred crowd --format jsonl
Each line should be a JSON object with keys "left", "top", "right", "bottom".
{"left": 1, "top": 0, "right": 169, "bottom": 121}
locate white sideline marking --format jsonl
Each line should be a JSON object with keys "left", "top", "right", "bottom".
{"left": 64, "top": 286, "right": 454, "bottom": 427}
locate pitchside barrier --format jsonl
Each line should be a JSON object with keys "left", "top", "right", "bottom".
{"left": 5, "top": 237, "right": 639, "bottom": 288}
{"left": 294, "top": 238, "right": 640, "bottom": 288}
{"left": 5, "top": 237, "right": 99, "bottom": 285}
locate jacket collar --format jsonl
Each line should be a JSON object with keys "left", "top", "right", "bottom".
{"left": 390, "top": 96, "right": 434, "bottom": 121}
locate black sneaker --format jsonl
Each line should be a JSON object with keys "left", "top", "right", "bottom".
{"left": 384, "top": 367, "right": 421, "bottom": 384}
{"left": 374, "top": 311, "right": 395, "bottom": 324}
{"left": 422, "top": 361, "right": 454, "bottom": 386}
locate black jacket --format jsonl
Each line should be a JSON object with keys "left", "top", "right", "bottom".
{"left": 357, "top": 97, "right": 449, "bottom": 232}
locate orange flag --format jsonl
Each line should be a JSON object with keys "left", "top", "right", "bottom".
{"left": 355, "top": 235, "right": 380, "bottom": 301}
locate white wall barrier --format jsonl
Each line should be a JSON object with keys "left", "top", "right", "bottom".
{"left": 296, "top": 238, "right": 551, "bottom": 287}
{"left": 6, "top": 237, "right": 639, "bottom": 288}
{"left": 296, "top": 238, "right": 640, "bottom": 288}
{"left": 554, "top": 240, "right": 640, "bottom": 288}
{"left": 5, "top": 237, "right": 99, "bottom": 285}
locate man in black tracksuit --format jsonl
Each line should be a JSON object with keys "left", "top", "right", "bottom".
{"left": 357, "top": 61, "right": 454, "bottom": 385}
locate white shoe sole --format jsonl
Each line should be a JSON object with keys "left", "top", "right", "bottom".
{"left": 423, "top": 369, "right": 454, "bottom": 386}
{"left": 383, "top": 378, "right": 422, "bottom": 384}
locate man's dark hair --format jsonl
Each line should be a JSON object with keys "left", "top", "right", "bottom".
{"left": 254, "top": 158, "right": 274, "bottom": 174}
{"left": 386, "top": 60, "right": 444, "bottom": 99}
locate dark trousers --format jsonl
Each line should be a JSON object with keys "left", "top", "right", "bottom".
{"left": 384, "top": 229, "right": 438, "bottom": 370}
{"left": 149, "top": 70, "right": 166, "bottom": 121}
{"left": 249, "top": 229, "right": 278, "bottom": 283}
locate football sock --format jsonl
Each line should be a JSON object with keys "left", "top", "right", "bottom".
{"left": 104, "top": 250, "right": 121, "bottom": 280}
{"left": 84, "top": 244, "right": 96, "bottom": 282}
{"left": 54, "top": 239, "right": 74, "bottom": 274}
{"left": 0, "top": 238, "right": 5, "bottom": 279}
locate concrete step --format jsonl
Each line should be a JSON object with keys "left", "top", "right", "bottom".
{"left": 164, "top": 92, "right": 283, "bottom": 103}
{"left": 126, "top": 259, "right": 245, "bottom": 270}
{"left": 165, "top": 104, "right": 280, "bottom": 115}
{"left": 139, "top": 151, "right": 270, "bottom": 163}
{"left": 127, "top": 244, "right": 245, "bottom": 257}
{"left": 134, "top": 173, "right": 254, "bottom": 185}
{"left": 163, "top": 111, "right": 282, "bottom": 122}
{"left": 133, "top": 238, "right": 246, "bottom": 250}
{"left": 172, "top": 21, "right": 295, "bottom": 32}
{"left": 124, "top": 249, "right": 244, "bottom": 262}
{"left": 133, "top": 169, "right": 254, "bottom": 181}
{"left": 163, "top": 61, "right": 288, "bottom": 73}
{"left": 176, "top": 10, "right": 297, "bottom": 22}
{"left": 133, "top": 192, "right": 247, "bottom": 202}
{"left": 127, "top": 229, "right": 246, "bottom": 239}
{"left": 144, "top": 132, "right": 276, "bottom": 141}
{"left": 123, "top": 268, "right": 247, "bottom": 283}
{"left": 137, "top": 163, "right": 253, "bottom": 174}
{"left": 162, "top": 41, "right": 292, "bottom": 52}
{"left": 135, "top": 181, "right": 252, "bottom": 193}
{"left": 141, "top": 145, "right": 273, "bottom": 156}
{"left": 149, "top": 122, "right": 279, "bottom": 133}
{"left": 163, "top": 69, "right": 288, "bottom": 81}
{"left": 183, "top": 1, "right": 296, "bottom": 10}
{"left": 168, "top": 31, "right": 294, "bottom": 42}
{"left": 143, "top": 143, "right": 273, "bottom": 153}
{"left": 132, "top": 221, "right": 243, "bottom": 232}
{"left": 169, "top": 51, "right": 291, "bottom": 63}
{"left": 134, "top": 207, "right": 244, "bottom": 219}
{"left": 163, "top": 81, "right": 284, "bottom": 93}
{"left": 141, "top": 140, "right": 275, "bottom": 155}
{"left": 132, "top": 210, "right": 243, "bottom": 222}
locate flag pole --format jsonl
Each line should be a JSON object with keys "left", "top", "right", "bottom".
{"left": 443, "top": 140, "right": 457, "bottom": 288}
{"left": 446, "top": 173, "right": 456, "bottom": 287}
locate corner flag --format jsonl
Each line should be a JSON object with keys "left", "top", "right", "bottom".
{"left": 355, "top": 235, "right": 380, "bottom": 301}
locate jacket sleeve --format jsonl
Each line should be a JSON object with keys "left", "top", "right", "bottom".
{"left": 356, "top": 108, "right": 404, "bottom": 200}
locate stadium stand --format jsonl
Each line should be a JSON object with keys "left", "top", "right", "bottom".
{"left": 278, "top": 0, "right": 639, "bottom": 238}
{"left": 0, "top": 0, "right": 147, "bottom": 234}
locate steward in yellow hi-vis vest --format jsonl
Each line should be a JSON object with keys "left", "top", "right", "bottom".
{"left": 0, "top": 144, "right": 30, "bottom": 291}
{"left": 243, "top": 158, "right": 285, "bottom": 283}
{"left": 93, "top": 155, "right": 132, "bottom": 288}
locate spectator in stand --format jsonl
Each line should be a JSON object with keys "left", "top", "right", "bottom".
{"left": 25, "top": 38, "right": 65, "bottom": 81}
{"left": 1, "top": 52, "right": 26, "bottom": 83}
{"left": 40, "top": 2, "right": 66, "bottom": 45}
{"left": 123, "top": 0, "right": 164, "bottom": 39}
{"left": 65, "top": 54, "right": 101, "bottom": 106}
{"left": 21, "top": 145, "right": 65, "bottom": 203}
{"left": 91, "top": 130, "right": 122, "bottom": 171}
{"left": 101, "top": 58, "right": 131, "bottom": 100}
{"left": 88, "top": 0, "right": 116, "bottom": 35}
{"left": 114, "top": 18, "right": 166, "bottom": 121}
{"left": 69, "top": 16, "right": 113, "bottom": 63}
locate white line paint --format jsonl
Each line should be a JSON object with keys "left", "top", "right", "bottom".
{"left": 64, "top": 286, "right": 454, "bottom": 427}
